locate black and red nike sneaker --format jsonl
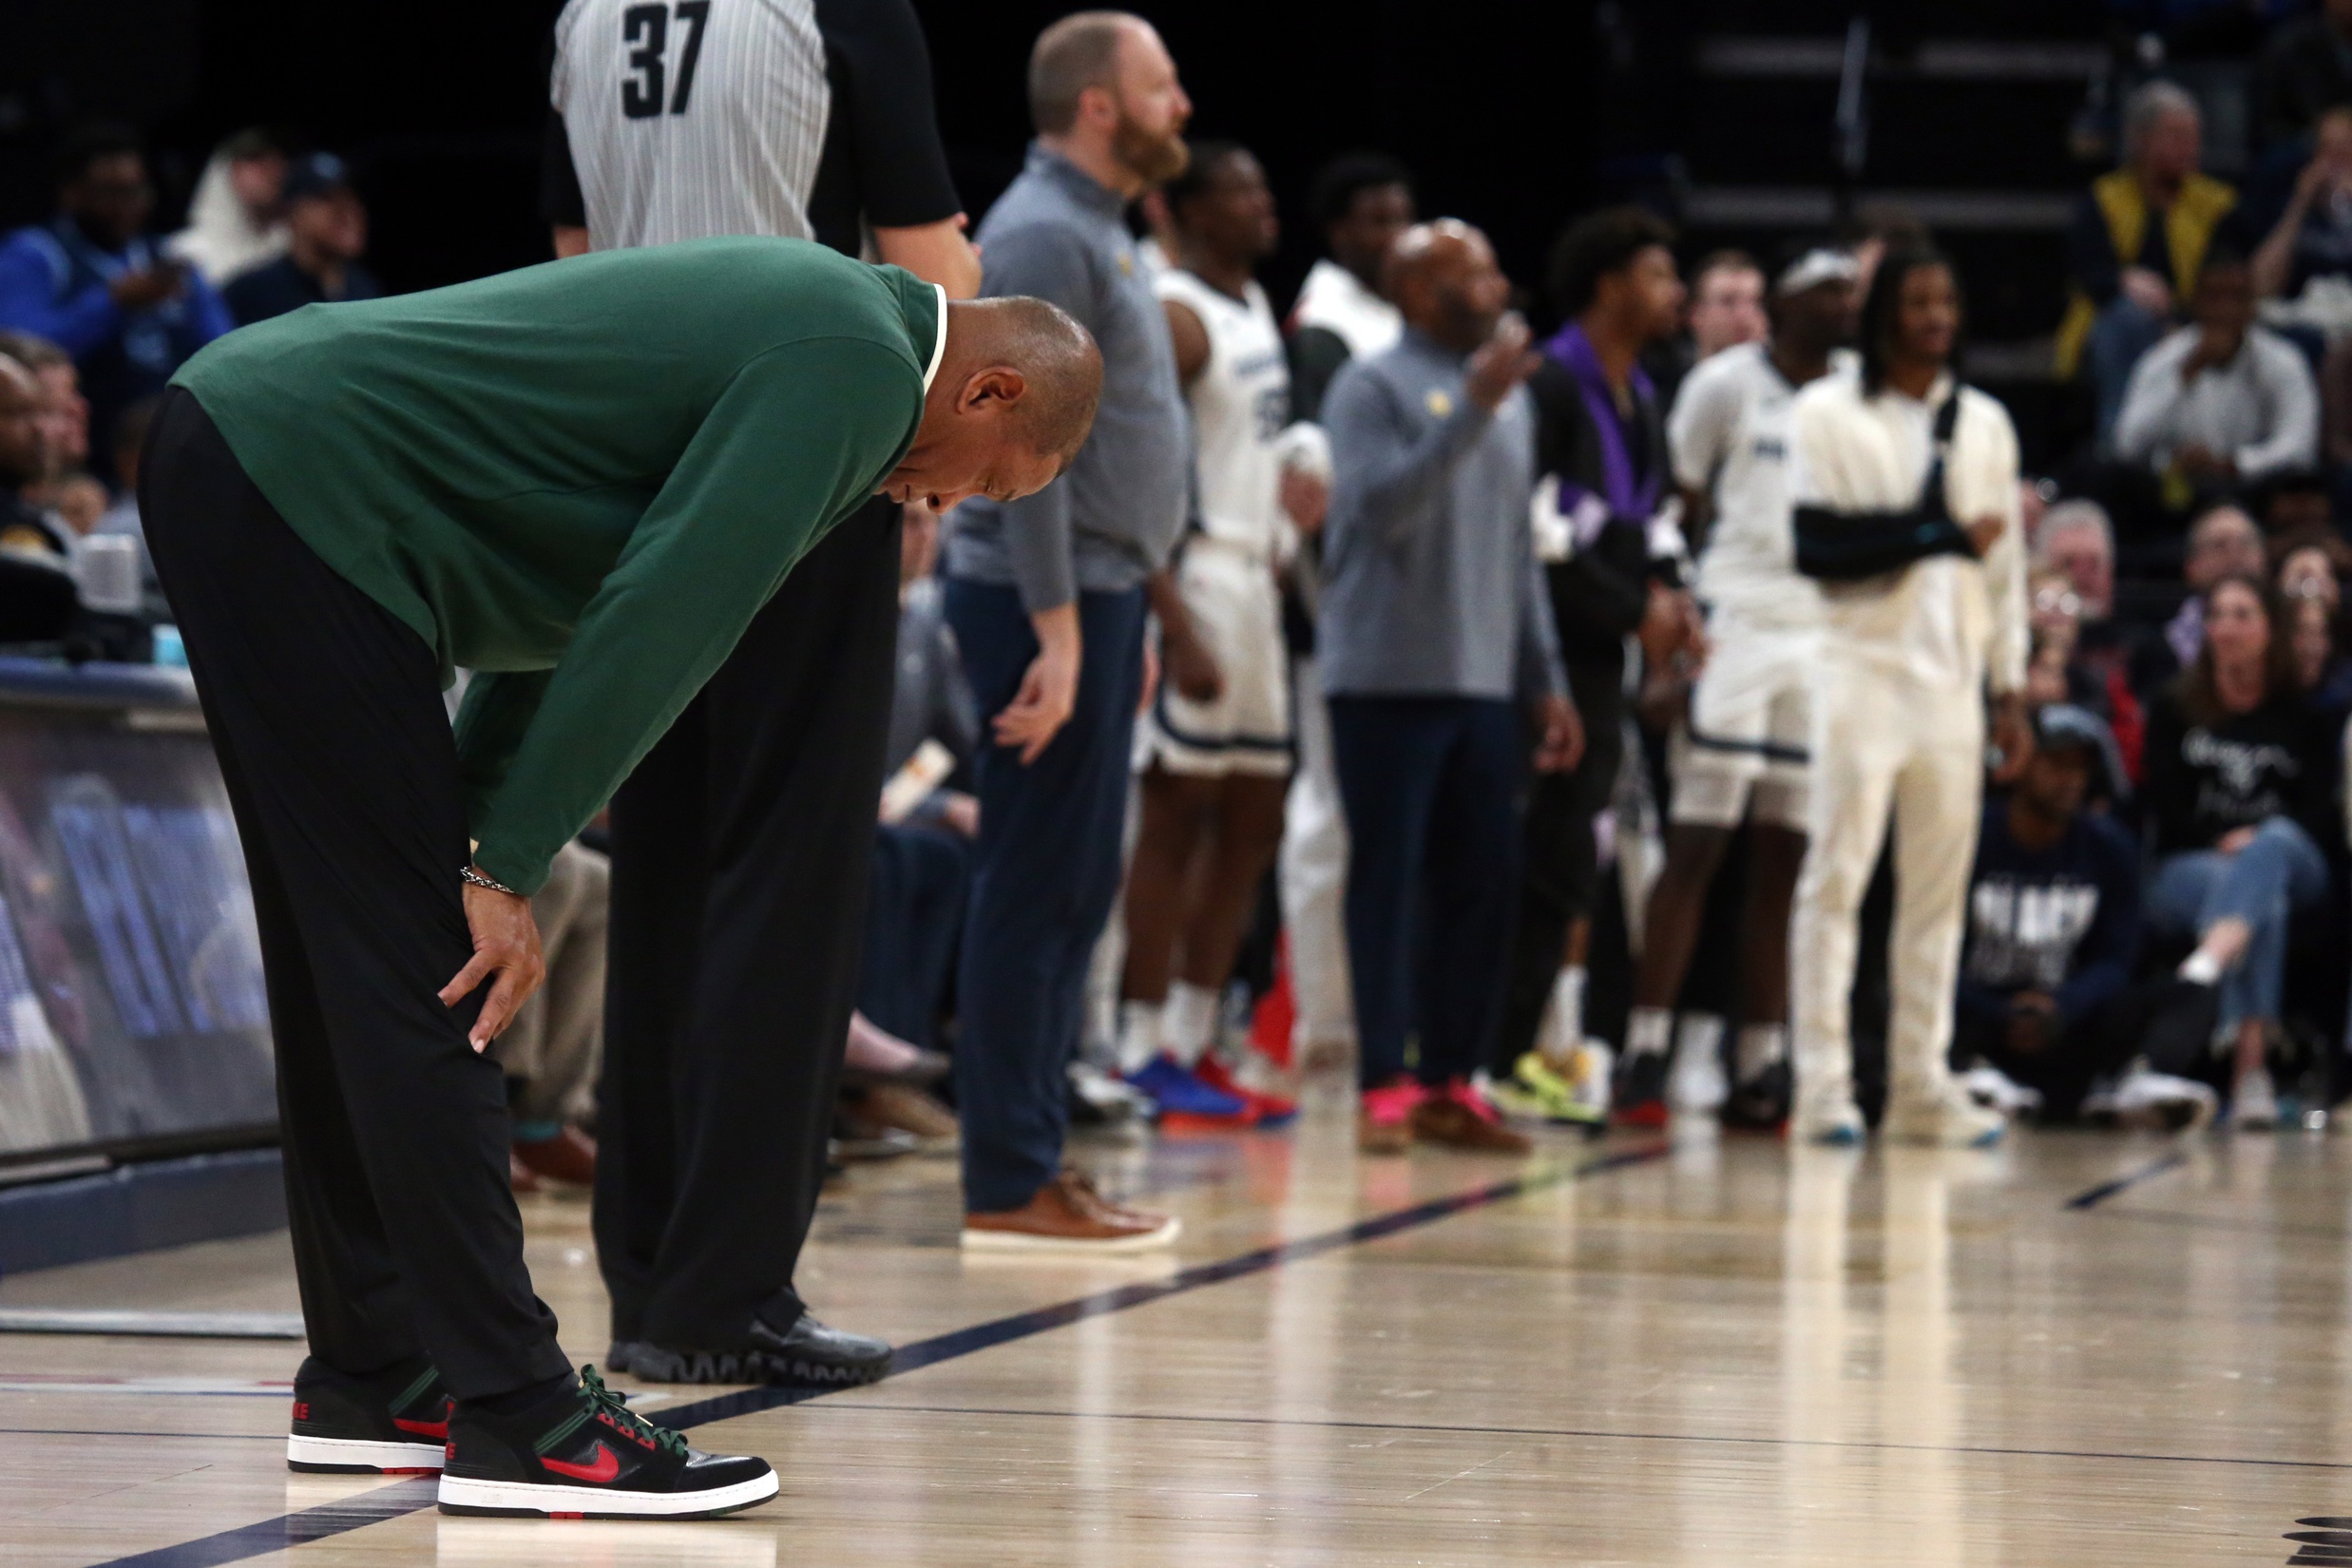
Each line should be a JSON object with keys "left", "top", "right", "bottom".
{"left": 436, "top": 1366, "right": 777, "bottom": 1519}
{"left": 286, "top": 1354, "right": 451, "bottom": 1474}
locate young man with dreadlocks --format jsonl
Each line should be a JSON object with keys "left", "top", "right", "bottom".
{"left": 1784, "top": 245, "right": 2032, "bottom": 1147}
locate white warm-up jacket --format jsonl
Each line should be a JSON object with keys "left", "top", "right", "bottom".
{"left": 1787, "top": 371, "right": 2027, "bottom": 698}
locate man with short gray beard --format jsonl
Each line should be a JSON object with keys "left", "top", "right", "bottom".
{"left": 945, "top": 10, "right": 1195, "bottom": 1252}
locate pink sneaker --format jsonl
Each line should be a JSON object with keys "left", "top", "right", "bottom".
{"left": 1359, "top": 1079, "right": 1427, "bottom": 1154}
{"left": 1437, "top": 1079, "right": 1502, "bottom": 1123}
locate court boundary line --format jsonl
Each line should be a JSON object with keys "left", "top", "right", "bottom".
{"left": 810, "top": 1400, "right": 2352, "bottom": 1474}
{"left": 2062, "top": 1151, "right": 2188, "bottom": 1210}
{"left": 85, "top": 1141, "right": 1666, "bottom": 1568}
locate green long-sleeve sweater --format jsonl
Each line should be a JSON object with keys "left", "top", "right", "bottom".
{"left": 175, "top": 237, "right": 944, "bottom": 894}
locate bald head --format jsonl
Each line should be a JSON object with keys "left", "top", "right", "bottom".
{"left": 1386, "top": 220, "right": 1510, "bottom": 353}
{"left": 881, "top": 296, "right": 1103, "bottom": 512}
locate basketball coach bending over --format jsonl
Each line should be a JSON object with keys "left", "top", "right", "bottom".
{"left": 141, "top": 237, "right": 1098, "bottom": 1521}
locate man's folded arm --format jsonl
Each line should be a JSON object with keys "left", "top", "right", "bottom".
{"left": 1792, "top": 503, "right": 1972, "bottom": 581}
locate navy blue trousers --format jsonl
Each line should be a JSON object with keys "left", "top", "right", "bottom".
{"left": 857, "top": 821, "right": 970, "bottom": 1051}
{"left": 944, "top": 579, "right": 1147, "bottom": 1212}
{"left": 1328, "top": 695, "right": 1522, "bottom": 1091}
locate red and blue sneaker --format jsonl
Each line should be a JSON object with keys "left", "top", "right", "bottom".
{"left": 1195, "top": 1054, "right": 1298, "bottom": 1128}
{"left": 1126, "top": 1053, "right": 1255, "bottom": 1129}
{"left": 286, "top": 1353, "right": 451, "bottom": 1474}
{"left": 437, "top": 1366, "right": 777, "bottom": 1519}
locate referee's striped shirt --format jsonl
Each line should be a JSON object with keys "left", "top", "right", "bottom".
{"left": 552, "top": 0, "right": 828, "bottom": 248}
{"left": 546, "top": 0, "right": 962, "bottom": 257}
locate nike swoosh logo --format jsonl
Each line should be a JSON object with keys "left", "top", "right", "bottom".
{"left": 542, "top": 1443, "right": 621, "bottom": 1484}
{"left": 392, "top": 1417, "right": 448, "bottom": 1439}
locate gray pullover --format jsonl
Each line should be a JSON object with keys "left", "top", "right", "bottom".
{"left": 1318, "top": 330, "right": 1566, "bottom": 701}
{"left": 944, "top": 144, "right": 1188, "bottom": 610}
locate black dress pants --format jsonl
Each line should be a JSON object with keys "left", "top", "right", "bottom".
{"left": 141, "top": 388, "right": 569, "bottom": 1402}
{"left": 595, "top": 497, "right": 901, "bottom": 1350}
{"left": 1495, "top": 660, "right": 1626, "bottom": 1074}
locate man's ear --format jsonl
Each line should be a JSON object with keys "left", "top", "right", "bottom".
{"left": 957, "top": 365, "right": 1028, "bottom": 414}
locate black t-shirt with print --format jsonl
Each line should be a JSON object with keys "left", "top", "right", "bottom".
{"left": 2141, "top": 685, "right": 2340, "bottom": 856}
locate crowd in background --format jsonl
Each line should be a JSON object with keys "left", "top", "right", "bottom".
{"left": 10, "top": 6, "right": 2352, "bottom": 1226}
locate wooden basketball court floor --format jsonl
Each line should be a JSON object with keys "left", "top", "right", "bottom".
{"left": 9, "top": 1081, "right": 2352, "bottom": 1566}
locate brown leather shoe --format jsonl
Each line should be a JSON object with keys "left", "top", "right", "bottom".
{"left": 1411, "top": 1089, "right": 1533, "bottom": 1155}
{"left": 841, "top": 1083, "right": 959, "bottom": 1152}
{"left": 1357, "top": 1110, "right": 1413, "bottom": 1155}
{"left": 962, "top": 1171, "right": 1181, "bottom": 1253}
{"left": 513, "top": 1125, "right": 598, "bottom": 1186}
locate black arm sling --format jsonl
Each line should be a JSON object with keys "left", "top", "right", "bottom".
{"left": 1792, "top": 387, "right": 1973, "bottom": 582}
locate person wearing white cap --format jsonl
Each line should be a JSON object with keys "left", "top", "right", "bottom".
{"left": 1622, "top": 245, "right": 1861, "bottom": 1130}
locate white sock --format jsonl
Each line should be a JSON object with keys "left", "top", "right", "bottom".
{"left": 1626, "top": 1004, "right": 1672, "bottom": 1060}
{"left": 1551, "top": 966, "right": 1590, "bottom": 1055}
{"left": 1116, "top": 1000, "right": 1163, "bottom": 1076}
{"left": 1161, "top": 981, "right": 1219, "bottom": 1068}
{"left": 1736, "top": 1023, "right": 1788, "bottom": 1083}
{"left": 1673, "top": 1012, "right": 1724, "bottom": 1068}
{"left": 2179, "top": 949, "right": 2224, "bottom": 987}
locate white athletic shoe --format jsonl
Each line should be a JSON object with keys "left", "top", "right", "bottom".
{"left": 1962, "top": 1062, "right": 2044, "bottom": 1118}
{"left": 2083, "top": 1066, "right": 2217, "bottom": 1132}
{"left": 1790, "top": 1095, "right": 1865, "bottom": 1147}
{"left": 1883, "top": 1083, "right": 2007, "bottom": 1148}
{"left": 1668, "top": 1019, "right": 1729, "bottom": 1117}
{"left": 2228, "top": 1066, "right": 2280, "bottom": 1132}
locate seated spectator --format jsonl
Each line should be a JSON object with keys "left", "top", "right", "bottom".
{"left": 2142, "top": 574, "right": 2340, "bottom": 1129}
{"left": 2113, "top": 248, "right": 2318, "bottom": 504}
{"left": 221, "top": 153, "right": 382, "bottom": 325}
{"left": 494, "top": 837, "right": 609, "bottom": 1191}
{"left": 2061, "top": 81, "right": 2239, "bottom": 444}
{"left": 0, "top": 356, "right": 62, "bottom": 557}
{"left": 2252, "top": 107, "right": 2352, "bottom": 299}
{"left": 2255, "top": 0, "right": 2352, "bottom": 149}
{"left": 859, "top": 499, "right": 979, "bottom": 1056}
{"left": 2035, "top": 497, "right": 2117, "bottom": 620}
{"left": 89, "top": 395, "right": 166, "bottom": 622}
{"left": 2262, "top": 467, "right": 2335, "bottom": 541}
{"left": 2035, "top": 497, "right": 2147, "bottom": 774}
{"left": 0, "top": 125, "right": 233, "bottom": 485}
{"left": 0, "top": 332, "right": 101, "bottom": 534}
{"left": 0, "top": 356, "right": 77, "bottom": 643}
{"left": 167, "top": 128, "right": 289, "bottom": 287}
{"left": 1955, "top": 705, "right": 2215, "bottom": 1126}
{"left": 2278, "top": 537, "right": 2352, "bottom": 706}
{"left": 2134, "top": 501, "right": 2268, "bottom": 695}
{"left": 2025, "top": 568, "right": 2089, "bottom": 709}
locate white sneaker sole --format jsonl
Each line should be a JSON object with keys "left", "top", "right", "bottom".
{"left": 436, "top": 1469, "right": 779, "bottom": 1519}
{"left": 286, "top": 1434, "right": 445, "bottom": 1473}
{"left": 960, "top": 1216, "right": 1181, "bottom": 1253}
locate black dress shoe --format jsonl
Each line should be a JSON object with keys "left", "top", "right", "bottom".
{"left": 625, "top": 1310, "right": 893, "bottom": 1387}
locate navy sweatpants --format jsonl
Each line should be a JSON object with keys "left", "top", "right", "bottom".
{"left": 1328, "top": 695, "right": 1522, "bottom": 1091}
{"left": 944, "top": 579, "right": 1147, "bottom": 1213}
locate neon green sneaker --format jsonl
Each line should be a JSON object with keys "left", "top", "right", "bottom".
{"left": 1511, "top": 1048, "right": 1610, "bottom": 1127}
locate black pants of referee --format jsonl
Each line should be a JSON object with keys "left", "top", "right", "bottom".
{"left": 142, "top": 388, "right": 571, "bottom": 1403}
{"left": 594, "top": 497, "right": 901, "bottom": 1352}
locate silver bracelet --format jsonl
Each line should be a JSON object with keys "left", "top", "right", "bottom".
{"left": 460, "top": 866, "right": 519, "bottom": 897}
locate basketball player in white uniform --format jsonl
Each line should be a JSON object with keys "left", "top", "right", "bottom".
{"left": 1624, "top": 249, "right": 1859, "bottom": 1128}
{"left": 1119, "top": 142, "right": 1329, "bottom": 1119}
